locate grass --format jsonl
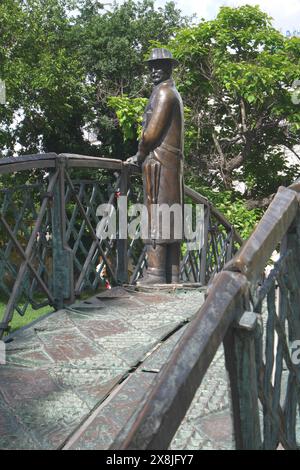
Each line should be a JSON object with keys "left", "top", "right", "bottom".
{"left": 0, "top": 300, "right": 54, "bottom": 335}
{"left": 0, "top": 286, "right": 107, "bottom": 336}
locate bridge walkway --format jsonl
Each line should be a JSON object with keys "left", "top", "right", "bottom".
{"left": 0, "top": 285, "right": 232, "bottom": 450}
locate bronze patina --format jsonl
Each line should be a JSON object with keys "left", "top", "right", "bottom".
{"left": 127, "top": 48, "right": 184, "bottom": 284}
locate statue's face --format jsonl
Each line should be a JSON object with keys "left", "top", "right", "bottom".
{"left": 149, "top": 61, "right": 172, "bottom": 86}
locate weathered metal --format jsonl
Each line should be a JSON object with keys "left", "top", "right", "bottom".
{"left": 0, "top": 169, "right": 59, "bottom": 337}
{"left": 0, "top": 153, "right": 125, "bottom": 174}
{"left": 116, "top": 165, "right": 129, "bottom": 284}
{"left": 0, "top": 215, "right": 55, "bottom": 303}
{"left": 223, "top": 311, "right": 262, "bottom": 449}
{"left": 0, "top": 155, "right": 127, "bottom": 335}
{"left": 0, "top": 286, "right": 205, "bottom": 450}
{"left": 51, "top": 161, "right": 74, "bottom": 308}
{"left": 145, "top": 47, "right": 179, "bottom": 66}
{"left": 225, "top": 186, "right": 298, "bottom": 283}
{"left": 184, "top": 185, "right": 243, "bottom": 245}
{"left": 63, "top": 170, "right": 117, "bottom": 285}
{"left": 1, "top": 151, "right": 300, "bottom": 450}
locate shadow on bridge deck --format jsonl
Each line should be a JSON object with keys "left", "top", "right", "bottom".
{"left": 0, "top": 285, "right": 233, "bottom": 450}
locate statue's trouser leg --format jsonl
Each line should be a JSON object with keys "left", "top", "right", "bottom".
{"left": 166, "top": 242, "right": 181, "bottom": 284}
{"left": 144, "top": 243, "right": 167, "bottom": 284}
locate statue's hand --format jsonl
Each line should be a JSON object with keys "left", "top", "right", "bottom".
{"left": 125, "top": 154, "right": 141, "bottom": 166}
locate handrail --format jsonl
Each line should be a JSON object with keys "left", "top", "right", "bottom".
{"left": 184, "top": 185, "right": 243, "bottom": 246}
{"left": 0, "top": 153, "right": 130, "bottom": 337}
{"left": 0, "top": 153, "right": 243, "bottom": 243}
{"left": 225, "top": 186, "right": 298, "bottom": 283}
{"left": 0, "top": 153, "right": 124, "bottom": 174}
{"left": 109, "top": 182, "right": 300, "bottom": 450}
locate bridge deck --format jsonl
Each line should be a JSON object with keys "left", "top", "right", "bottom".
{"left": 0, "top": 286, "right": 233, "bottom": 450}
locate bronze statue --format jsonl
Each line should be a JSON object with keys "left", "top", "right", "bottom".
{"left": 127, "top": 48, "right": 184, "bottom": 284}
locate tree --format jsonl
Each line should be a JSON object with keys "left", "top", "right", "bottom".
{"left": 74, "top": 0, "right": 189, "bottom": 158}
{"left": 166, "top": 5, "right": 300, "bottom": 206}
{"left": 0, "top": 0, "right": 91, "bottom": 157}
{"left": 0, "top": 0, "right": 188, "bottom": 159}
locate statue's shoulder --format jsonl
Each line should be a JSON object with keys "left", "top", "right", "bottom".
{"left": 155, "top": 80, "right": 177, "bottom": 101}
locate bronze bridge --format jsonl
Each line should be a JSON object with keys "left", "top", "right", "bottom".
{"left": 0, "top": 153, "right": 299, "bottom": 449}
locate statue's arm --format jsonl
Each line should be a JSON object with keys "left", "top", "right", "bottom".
{"left": 135, "top": 88, "right": 174, "bottom": 164}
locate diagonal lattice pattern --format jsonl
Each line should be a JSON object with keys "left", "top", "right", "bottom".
{"left": 251, "top": 251, "right": 300, "bottom": 449}
{"left": 0, "top": 154, "right": 240, "bottom": 338}
{"left": 0, "top": 182, "right": 54, "bottom": 328}
{"left": 181, "top": 211, "right": 235, "bottom": 284}
{"left": 64, "top": 175, "right": 118, "bottom": 293}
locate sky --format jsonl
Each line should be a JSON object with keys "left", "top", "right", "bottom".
{"left": 153, "top": 0, "right": 300, "bottom": 35}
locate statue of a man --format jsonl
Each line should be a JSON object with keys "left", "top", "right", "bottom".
{"left": 127, "top": 48, "right": 184, "bottom": 284}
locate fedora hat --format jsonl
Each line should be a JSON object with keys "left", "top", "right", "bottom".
{"left": 145, "top": 48, "right": 179, "bottom": 67}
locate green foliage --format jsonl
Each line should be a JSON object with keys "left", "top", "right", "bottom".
{"left": 1, "top": 1, "right": 300, "bottom": 238}
{"left": 0, "top": 0, "right": 188, "bottom": 161}
{"left": 167, "top": 5, "right": 300, "bottom": 200}
{"left": 108, "top": 96, "right": 147, "bottom": 140}
{"left": 107, "top": 4, "right": 300, "bottom": 209}
{"left": 0, "top": 0, "right": 91, "bottom": 156}
{"left": 213, "top": 193, "right": 262, "bottom": 240}
{"left": 185, "top": 175, "right": 262, "bottom": 239}
{"left": 74, "top": 0, "right": 189, "bottom": 158}
{"left": 108, "top": 96, "right": 196, "bottom": 153}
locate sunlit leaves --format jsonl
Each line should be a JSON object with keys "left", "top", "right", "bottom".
{"left": 167, "top": 5, "right": 300, "bottom": 200}
{"left": 108, "top": 96, "right": 147, "bottom": 141}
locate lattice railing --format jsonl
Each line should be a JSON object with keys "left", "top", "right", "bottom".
{"left": 247, "top": 228, "right": 300, "bottom": 448}
{"left": 180, "top": 186, "right": 241, "bottom": 284}
{"left": 0, "top": 154, "right": 138, "bottom": 337}
{"left": 0, "top": 182, "right": 53, "bottom": 316}
{"left": 63, "top": 174, "right": 119, "bottom": 295}
{"left": 131, "top": 184, "right": 242, "bottom": 285}
{"left": 223, "top": 186, "right": 300, "bottom": 449}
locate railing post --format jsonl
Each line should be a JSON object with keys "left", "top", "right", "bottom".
{"left": 224, "top": 310, "right": 262, "bottom": 449}
{"left": 199, "top": 205, "right": 210, "bottom": 284}
{"left": 226, "top": 230, "right": 233, "bottom": 262}
{"left": 51, "top": 157, "right": 74, "bottom": 309}
{"left": 116, "top": 164, "right": 128, "bottom": 284}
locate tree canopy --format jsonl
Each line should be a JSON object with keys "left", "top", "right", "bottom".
{"left": 0, "top": 0, "right": 187, "bottom": 157}
{"left": 168, "top": 5, "right": 300, "bottom": 205}
{"left": 0, "top": 0, "right": 90, "bottom": 155}
{"left": 73, "top": 0, "right": 188, "bottom": 158}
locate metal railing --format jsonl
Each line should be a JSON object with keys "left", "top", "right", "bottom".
{"left": 181, "top": 186, "right": 242, "bottom": 284}
{"left": 0, "top": 153, "right": 241, "bottom": 338}
{"left": 109, "top": 184, "right": 300, "bottom": 450}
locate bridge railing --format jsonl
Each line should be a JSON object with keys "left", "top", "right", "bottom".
{"left": 0, "top": 153, "right": 129, "bottom": 337}
{"left": 109, "top": 184, "right": 300, "bottom": 450}
{"left": 181, "top": 186, "right": 242, "bottom": 284}
{"left": 0, "top": 153, "right": 241, "bottom": 337}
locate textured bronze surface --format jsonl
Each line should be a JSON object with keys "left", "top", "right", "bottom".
{"left": 127, "top": 48, "right": 184, "bottom": 284}
{"left": 0, "top": 286, "right": 205, "bottom": 449}
{"left": 170, "top": 346, "right": 234, "bottom": 450}
{"left": 110, "top": 271, "right": 248, "bottom": 450}
{"left": 225, "top": 186, "right": 298, "bottom": 283}
{"left": 108, "top": 183, "right": 300, "bottom": 451}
